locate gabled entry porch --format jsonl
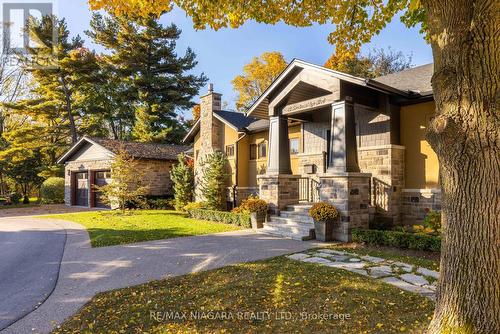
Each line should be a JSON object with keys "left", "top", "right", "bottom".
{"left": 248, "top": 60, "right": 381, "bottom": 241}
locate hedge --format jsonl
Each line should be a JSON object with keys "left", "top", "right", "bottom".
{"left": 40, "top": 177, "right": 65, "bottom": 204}
{"left": 351, "top": 229, "right": 441, "bottom": 252}
{"left": 187, "top": 209, "right": 251, "bottom": 228}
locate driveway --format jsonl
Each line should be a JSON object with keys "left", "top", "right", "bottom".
{"left": 1, "top": 216, "right": 320, "bottom": 334}
{"left": 0, "top": 220, "right": 66, "bottom": 331}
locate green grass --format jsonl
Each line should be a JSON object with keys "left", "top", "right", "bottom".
{"left": 0, "top": 203, "right": 41, "bottom": 210}
{"left": 53, "top": 256, "right": 434, "bottom": 334}
{"left": 325, "top": 244, "right": 440, "bottom": 271}
{"left": 43, "top": 210, "right": 242, "bottom": 247}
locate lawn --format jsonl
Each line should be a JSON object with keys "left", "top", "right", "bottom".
{"left": 53, "top": 256, "right": 434, "bottom": 334}
{"left": 43, "top": 210, "right": 243, "bottom": 247}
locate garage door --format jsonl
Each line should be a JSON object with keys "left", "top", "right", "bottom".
{"left": 94, "top": 171, "right": 111, "bottom": 208}
{"left": 75, "top": 172, "right": 88, "bottom": 206}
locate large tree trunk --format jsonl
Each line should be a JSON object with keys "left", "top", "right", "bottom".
{"left": 423, "top": 0, "right": 500, "bottom": 333}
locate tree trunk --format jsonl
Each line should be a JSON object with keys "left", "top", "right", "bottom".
{"left": 58, "top": 75, "right": 78, "bottom": 144}
{"left": 423, "top": 0, "right": 499, "bottom": 333}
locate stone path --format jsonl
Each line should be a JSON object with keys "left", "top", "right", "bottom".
{"left": 287, "top": 249, "right": 438, "bottom": 299}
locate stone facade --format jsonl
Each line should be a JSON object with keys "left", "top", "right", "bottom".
{"left": 195, "top": 87, "right": 222, "bottom": 201}
{"left": 318, "top": 173, "right": 371, "bottom": 241}
{"left": 64, "top": 159, "right": 113, "bottom": 205}
{"left": 257, "top": 175, "right": 300, "bottom": 214}
{"left": 63, "top": 158, "right": 175, "bottom": 206}
{"left": 358, "top": 145, "right": 405, "bottom": 224}
{"left": 401, "top": 189, "right": 441, "bottom": 225}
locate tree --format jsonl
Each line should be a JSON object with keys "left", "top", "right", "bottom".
{"left": 88, "top": 1, "right": 500, "bottom": 332}
{"left": 86, "top": 13, "right": 208, "bottom": 143}
{"left": 232, "top": 51, "right": 287, "bottom": 112}
{"left": 170, "top": 153, "right": 194, "bottom": 210}
{"left": 95, "top": 149, "right": 149, "bottom": 212}
{"left": 198, "top": 152, "right": 229, "bottom": 210}
{"left": 191, "top": 104, "right": 201, "bottom": 122}
{"left": 324, "top": 48, "right": 412, "bottom": 78}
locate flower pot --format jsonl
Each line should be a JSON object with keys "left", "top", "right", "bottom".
{"left": 250, "top": 212, "right": 266, "bottom": 229}
{"left": 314, "top": 220, "right": 334, "bottom": 242}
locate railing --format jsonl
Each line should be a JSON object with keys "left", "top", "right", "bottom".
{"left": 299, "top": 177, "right": 320, "bottom": 203}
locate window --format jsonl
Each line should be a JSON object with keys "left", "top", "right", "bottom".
{"left": 290, "top": 138, "right": 299, "bottom": 155}
{"left": 225, "top": 144, "right": 235, "bottom": 157}
{"left": 250, "top": 144, "right": 257, "bottom": 160}
{"left": 258, "top": 142, "right": 267, "bottom": 158}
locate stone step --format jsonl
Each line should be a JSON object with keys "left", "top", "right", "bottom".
{"left": 285, "top": 204, "right": 313, "bottom": 213}
{"left": 259, "top": 223, "right": 315, "bottom": 241}
{"left": 272, "top": 214, "right": 314, "bottom": 224}
{"left": 279, "top": 210, "right": 313, "bottom": 222}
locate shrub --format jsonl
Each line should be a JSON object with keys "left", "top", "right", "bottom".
{"left": 232, "top": 196, "right": 268, "bottom": 214}
{"left": 308, "top": 202, "right": 339, "bottom": 222}
{"left": 9, "top": 192, "right": 21, "bottom": 204}
{"left": 423, "top": 209, "right": 441, "bottom": 233}
{"left": 198, "top": 152, "right": 229, "bottom": 210}
{"left": 183, "top": 201, "right": 207, "bottom": 211}
{"left": 351, "top": 229, "right": 441, "bottom": 252}
{"left": 170, "top": 153, "right": 194, "bottom": 211}
{"left": 40, "top": 177, "right": 65, "bottom": 204}
{"left": 187, "top": 208, "right": 251, "bottom": 228}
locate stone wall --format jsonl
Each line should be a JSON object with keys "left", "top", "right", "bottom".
{"left": 195, "top": 88, "right": 223, "bottom": 201}
{"left": 297, "top": 153, "right": 326, "bottom": 176}
{"left": 64, "top": 158, "right": 175, "bottom": 206}
{"left": 64, "top": 159, "right": 113, "bottom": 205}
{"left": 358, "top": 145, "right": 405, "bottom": 224}
{"left": 401, "top": 189, "right": 441, "bottom": 225}
{"left": 319, "top": 173, "right": 371, "bottom": 241}
{"left": 257, "top": 175, "right": 299, "bottom": 214}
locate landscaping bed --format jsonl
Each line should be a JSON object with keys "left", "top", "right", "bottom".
{"left": 352, "top": 228, "right": 441, "bottom": 252}
{"left": 43, "top": 210, "right": 242, "bottom": 247}
{"left": 52, "top": 256, "right": 434, "bottom": 334}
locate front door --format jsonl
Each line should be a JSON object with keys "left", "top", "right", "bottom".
{"left": 94, "top": 171, "right": 111, "bottom": 208}
{"left": 75, "top": 172, "right": 89, "bottom": 206}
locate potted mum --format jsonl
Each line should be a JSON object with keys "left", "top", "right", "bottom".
{"left": 309, "top": 202, "right": 339, "bottom": 242}
{"left": 234, "top": 196, "right": 268, "bottom": 229}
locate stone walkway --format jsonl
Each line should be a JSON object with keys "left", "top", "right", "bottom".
{"left": 287, "top": 249, "right": 438, "bottom": 299}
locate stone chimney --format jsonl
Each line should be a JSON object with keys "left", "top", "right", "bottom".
{"left": 199, "top": 83, "right": 222, "bottom": 155}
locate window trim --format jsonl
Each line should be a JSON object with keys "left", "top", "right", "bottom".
{"left": 289, "top": 137, "right": 300, "bottom": 155}
{"left": 225, "top": 144, "right": 235, "bottom": 157}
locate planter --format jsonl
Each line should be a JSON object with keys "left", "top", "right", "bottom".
{"left": 250, "top": 212, "right": 266, "bottom": 229}
{"left": 314, "top": 220, "right": 334, "bottom": 242}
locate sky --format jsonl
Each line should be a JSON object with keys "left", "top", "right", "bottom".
{"left": 58, "top": 0, "right": 433, "bottom": 116}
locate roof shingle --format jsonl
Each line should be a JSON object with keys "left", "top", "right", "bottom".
{"left": 373, "top": 63, "right": 434, "bottom": 94}
{"left": 89, "top": 137, "right": 190, "bottom": 160}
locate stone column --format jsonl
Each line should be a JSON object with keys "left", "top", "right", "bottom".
{"left": 319, "top": 172, "right": 371, "bottom": 241}
{"left": 328, "top": 101, "right": 360, "bottom": 173}
{"left": 267, "top": 116, "right": 292, "bottom": 175}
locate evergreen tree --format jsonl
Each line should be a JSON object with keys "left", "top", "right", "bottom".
{"left": 87, "top": 13, "right": 207, "bottom": 143}
{"left": 199, "top": 152, "right": 229, "bottom": 210}
{"left": 170, "top": 153, "right": 194, "bottom": 210}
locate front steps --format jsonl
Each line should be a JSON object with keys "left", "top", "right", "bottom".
{"left": 259, "top": 204, "right": 315, "bottom": 241}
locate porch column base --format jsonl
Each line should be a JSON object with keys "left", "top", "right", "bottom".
{"left": 318, "top": 172, "right": 372, "bottom": 242}
{"left": 257, "top": 174, "right": 300, "bottom": 215}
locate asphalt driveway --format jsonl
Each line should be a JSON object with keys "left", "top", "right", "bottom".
{"left": 0, "top": 220, "right": 66, "bottom": 330}
{"left": 0, "top": 216, "right": 320, "bottom": 334}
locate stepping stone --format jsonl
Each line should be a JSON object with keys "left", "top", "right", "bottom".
{"left": 381, "top": 277, "right": 434, "bottom": 297}
{"left": 423, "top": 284, "right": 436, "bottom": 292}
{"left": 416, "top": 267, "right": 439, "bottom": 279}
{"left": 315, "top": 253, "right": 350, "bottom": 262}
{"left": 348, "top": 258, "right": 361, "bottom": 262}
{"left": 360, "top": 255, "right": 385, "bottom": 263}
{"left": 349, "top": 268, "right": 370, "bottom": 277}
{"left": 301, "top": 257, "right": 333, "bottom": 265}
{"left": 393, "top": 262, "right": 413, "bottom": 272}
{"left": 400, "top": 273, "right": 429, "bottom": 286}
{"left": 287, "top": 253, "right": 310, "bottom": 260}
{"left": 368, "top": 265, "right": 393, "bottom": 278}
{"left": 337, "top": 261, "right": 367, "bottom": 270}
